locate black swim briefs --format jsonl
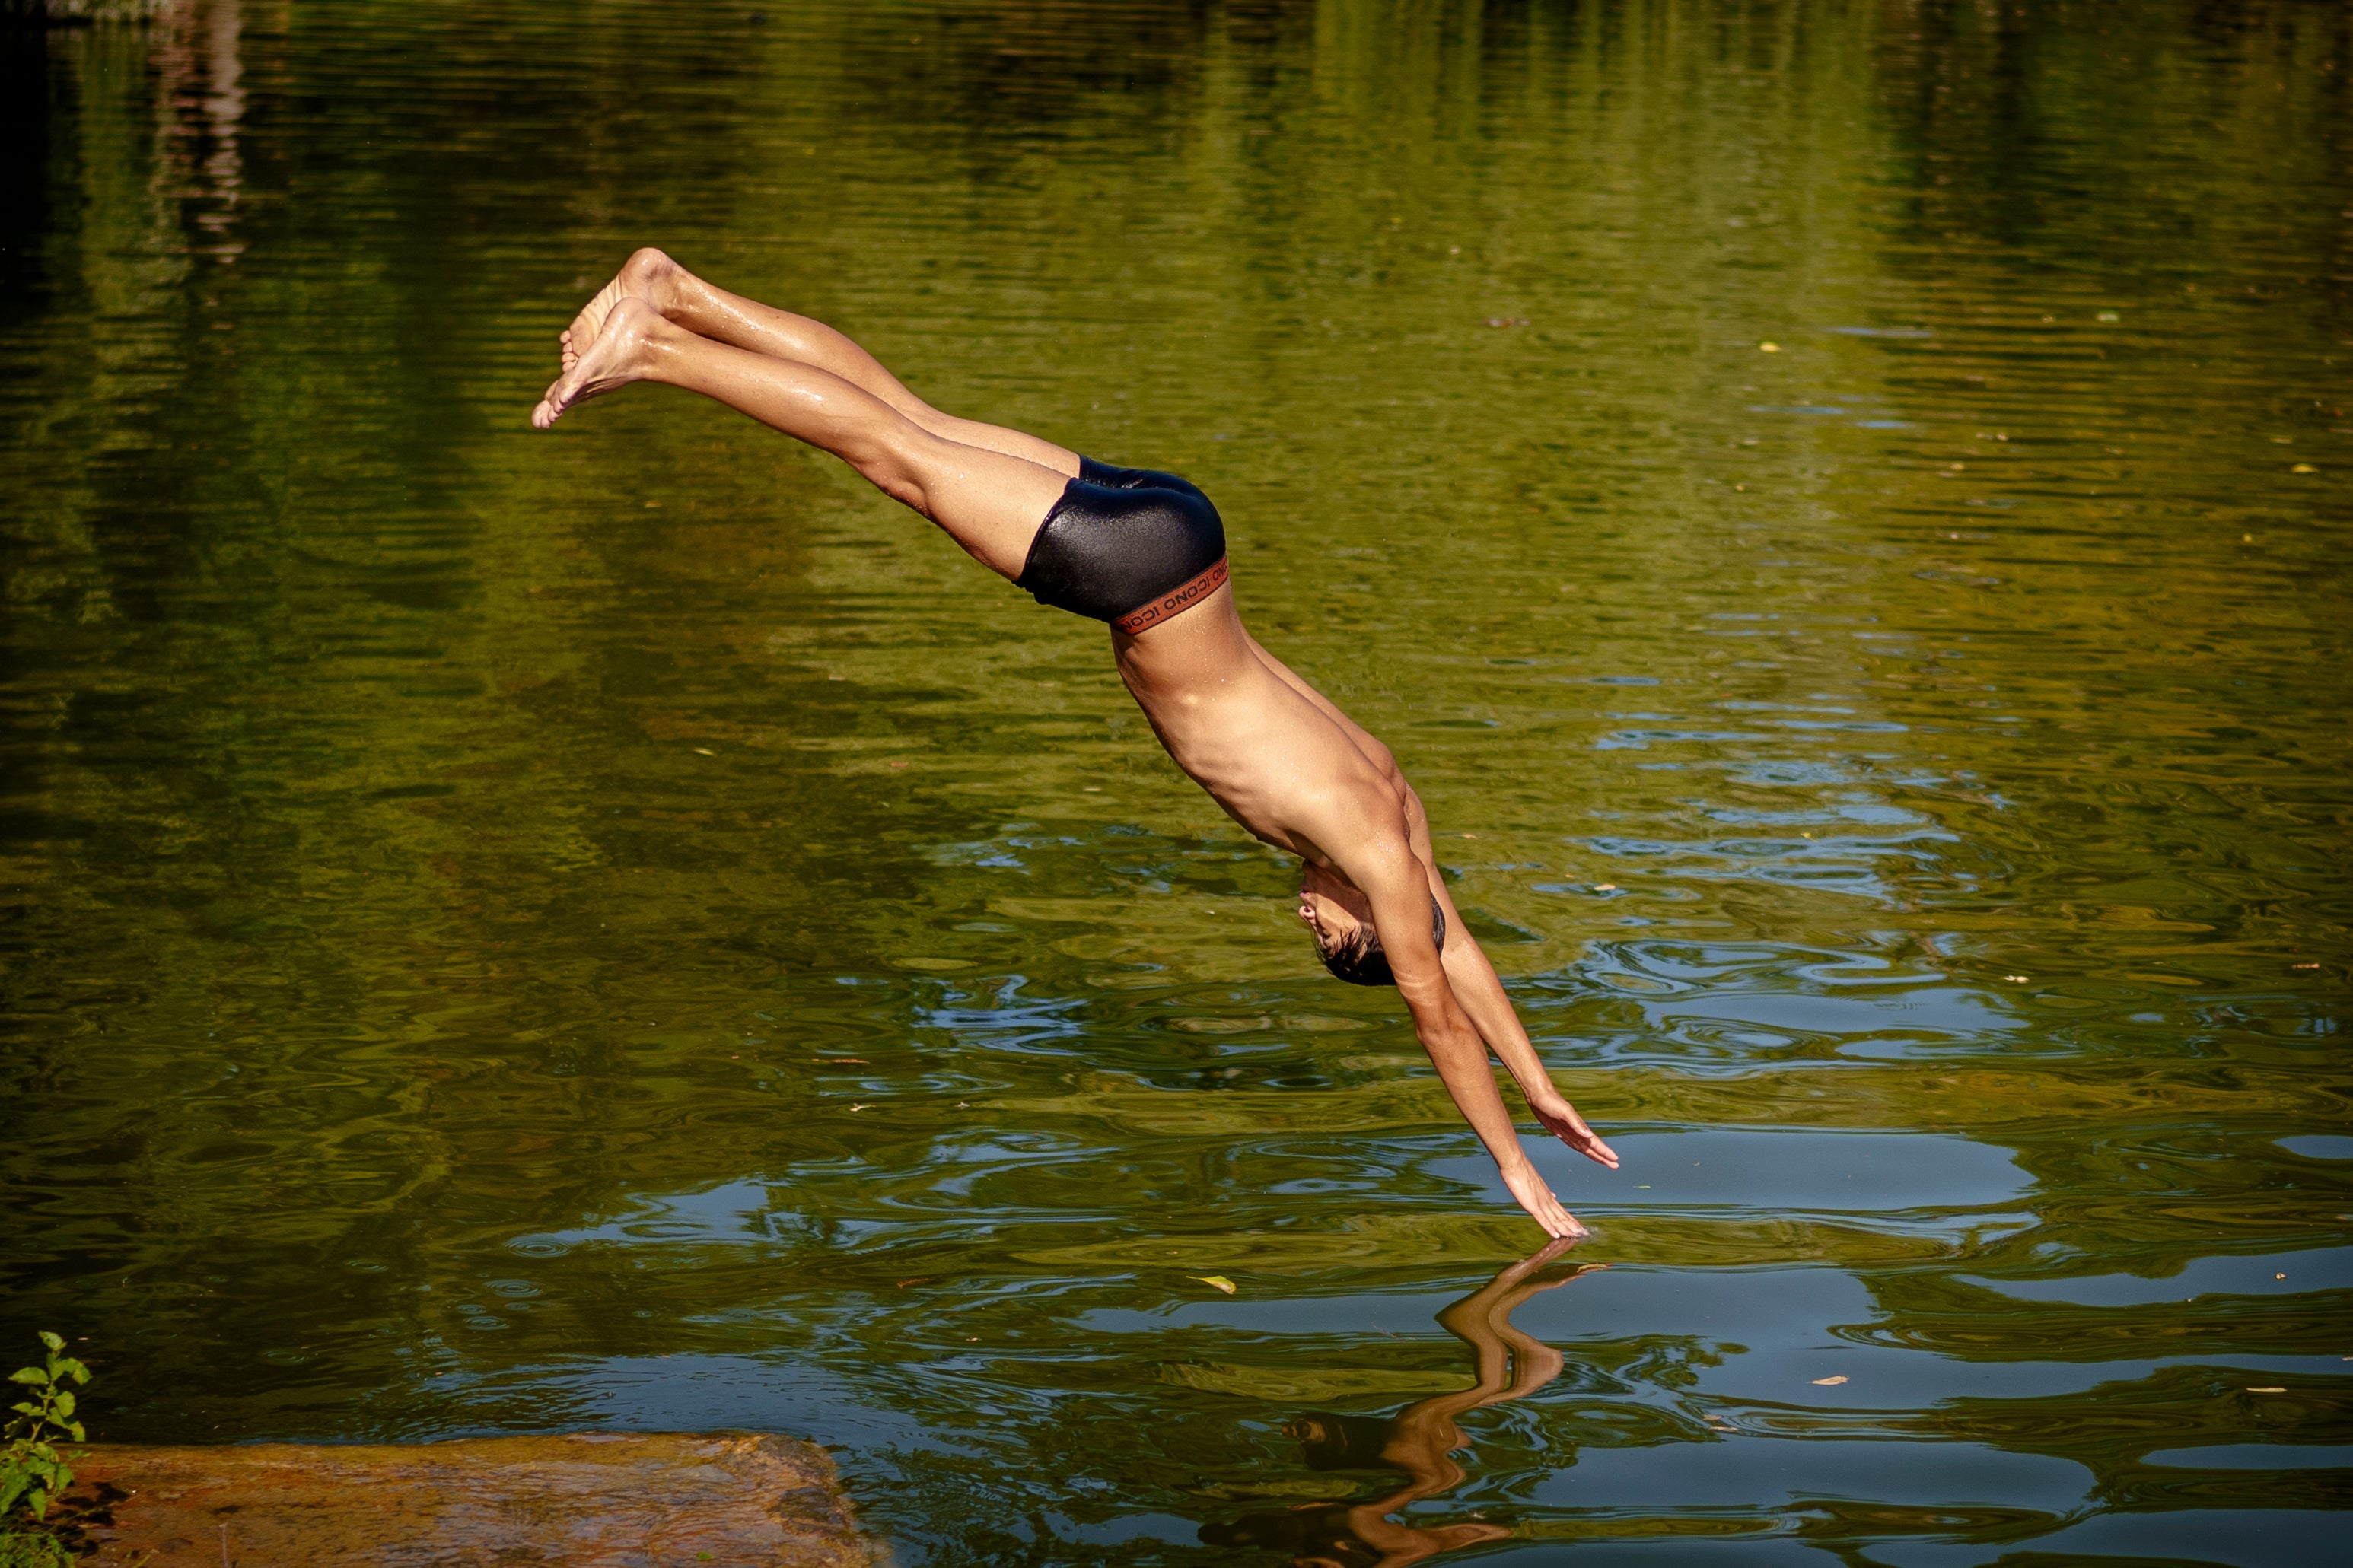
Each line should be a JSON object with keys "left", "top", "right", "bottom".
{"left": 1015, "top": 457, "right": 1228, "bottom": 635}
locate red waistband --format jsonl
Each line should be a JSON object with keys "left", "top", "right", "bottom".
{"left": 1112, "top": 556, "right": 1230, "bottom": 635}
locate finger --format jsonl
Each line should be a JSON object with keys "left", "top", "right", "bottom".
{"left": 1546, "top": 1121, "right": 1619, "bottom": 1169}
{"left": 1551, "top": 1119, "right": 1619, "bottom": 1168}
{"left": 1536, "top": 1193, "right": 1578, "bottom": 1237}
{"left": 1515, "top": 1186, "right": 1567, "bottom": 1236}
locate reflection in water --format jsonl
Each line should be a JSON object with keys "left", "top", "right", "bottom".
{"left": 177, "top": 0, "right": 247, "bottom": 253}
{"left": 1203, "top": 1242, "right": 1594, "bottom": 1567}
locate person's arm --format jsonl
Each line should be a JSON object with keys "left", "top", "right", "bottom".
{"left": 1234, "top": 635, "right": 1617, "bottom": 1173}
{"left": 1396, "top": 784, "right": 1619, "bottom": 1172}
{"left": 1336, "top": 825, "right": 1588, "bottom": 1239}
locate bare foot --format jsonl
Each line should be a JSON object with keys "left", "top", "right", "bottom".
{"left": 532, "top": 296, "right": 666, "bottom": 429}
{"left": 557, "top": 247, "right": 683, "bottom": 372}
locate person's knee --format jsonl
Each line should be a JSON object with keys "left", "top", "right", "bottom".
{"left": 850, "top": 448, "right": 927, "bottom": 511}
{"left": 843, "top": 426, "right": 941, "bottom": 515}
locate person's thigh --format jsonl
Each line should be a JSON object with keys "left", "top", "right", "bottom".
{"left": 896, "top": 431, "right": 1072, "bottom": 580}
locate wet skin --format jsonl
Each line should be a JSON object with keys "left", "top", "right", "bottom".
{"left": 533, "top": 250, "right": 1619, "bottom": 1236}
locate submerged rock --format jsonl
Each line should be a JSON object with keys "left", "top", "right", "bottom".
{"left": 56, "top": 1431, "right": 876, "bottom": 1566}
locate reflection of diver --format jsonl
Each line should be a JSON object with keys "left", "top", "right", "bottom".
{"left": 1200, "top": 1239, "right": 1596, "bottom": 1567}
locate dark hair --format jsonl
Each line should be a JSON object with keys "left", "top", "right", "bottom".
{"left": 1321, "top": 925, "right": 1396, "bottom": 987}
{"left": 1317, "top": 896, "right": 1447, "bottom": 988}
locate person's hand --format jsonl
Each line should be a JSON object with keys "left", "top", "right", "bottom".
{"left": 1500, "top": 1159, "right": 1587, "bottom": 1239}
{"left": 1532, "top": 1096, "right": 1619, "bottom": 1170}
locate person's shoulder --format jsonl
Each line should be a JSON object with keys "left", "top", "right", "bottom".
{"left": 1318, "top": 803, "right": 1422, "bottom": 889}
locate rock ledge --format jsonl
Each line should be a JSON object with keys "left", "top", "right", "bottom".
{"left": 55, "top": 1430, "right": 875, "bottom": 1566}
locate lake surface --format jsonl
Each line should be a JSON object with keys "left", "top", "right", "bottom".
{"left": 3, "top": 1, "right": 2348, "bottom": 1563}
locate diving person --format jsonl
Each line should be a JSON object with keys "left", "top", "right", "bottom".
{"left": 532, "top": 250, "right": 1619, "bottom": 1237}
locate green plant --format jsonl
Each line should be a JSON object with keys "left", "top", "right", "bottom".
{"left": 2, "top": 1333, "right": 88, "bottom": 1525}
{"left": 0, "top": 1526, "right": 72, "bottom": 1568}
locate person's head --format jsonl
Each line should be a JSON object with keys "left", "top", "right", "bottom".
{"left": 1297, "top": 864, "right": 1395, "bottom": 987}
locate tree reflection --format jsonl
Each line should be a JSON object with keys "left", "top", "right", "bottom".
{"left": 1201, "top": 1239, "right": 1597, "bottom": 1567}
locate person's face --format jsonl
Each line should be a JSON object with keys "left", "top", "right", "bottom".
{"left": 1297, "top": 863, "right": 1373, "bottom": 959}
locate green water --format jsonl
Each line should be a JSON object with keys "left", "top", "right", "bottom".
{"left": 4, "top": 0, "right": 2349, "bottom": 1562}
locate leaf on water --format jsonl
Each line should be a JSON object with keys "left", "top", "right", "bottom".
{"left": 692, "top": 747, "right": 715, "bottom": 756}
{"left": 1812, "top": 1375, "right": 1848, "bottom": 1385}
{"left": 2291, "top": 464, "right": 2317, "bottom": 473}
{"left": 1192, "top": 1274, "right": 1238, "bottom": 1295}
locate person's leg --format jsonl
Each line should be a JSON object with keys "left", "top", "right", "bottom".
{"left": 560, "top": 248, "right": 1081, "bottom": 476}
{"left": 535, "top": 299, "right": 1068, "bottom": 580}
